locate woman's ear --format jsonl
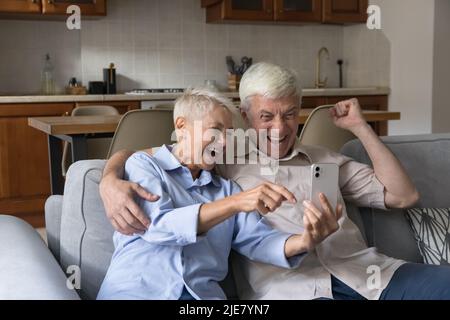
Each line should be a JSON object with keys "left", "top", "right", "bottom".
{"left": 174, "top": 117, "right": 186, "bottom": 142}
{"left": 240, "top": 109, "right": 251, "bottom": 126}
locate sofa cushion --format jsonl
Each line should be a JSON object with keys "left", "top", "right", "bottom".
{"left": 59, "top": 160, "right": 114, "bottom": 300}
{"left": 341, "top": 133, "right": 450, "bottom": 263}
{"left": 406, "top": 208, "right": 450, "bottom": 265}
{"left": 45, "top": 195, "right": 63, "bottom": 262}
{"left": 0, "top": 215, "right": 80, "bottom": 300}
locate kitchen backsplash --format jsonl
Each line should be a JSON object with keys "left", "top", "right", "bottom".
{"left": 0, "top": 0, "right": 389, "bottom": 95}
{"left": 0, "top": 20, "right": 81, "bottom": 95}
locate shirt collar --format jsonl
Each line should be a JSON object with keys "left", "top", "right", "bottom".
{"left": 153, "top": 145, "right": 221, "bottom": 188}
{"left": 153, "top": 144, "right": 182, "bottom": 171}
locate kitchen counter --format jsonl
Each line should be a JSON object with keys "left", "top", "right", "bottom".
{"left": 0, "top": 87, "right": 390, "bottom": 104}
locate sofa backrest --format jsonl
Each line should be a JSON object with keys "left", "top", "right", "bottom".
{"left": 341, "top": 133, "right": 450, "bottom": 263}
{"left": 59, "top": 160, "right": 114, "bottom": 300}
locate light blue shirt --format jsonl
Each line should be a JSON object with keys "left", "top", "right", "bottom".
{"left": 97, "top": 145, "right": 302, "bottom": 300}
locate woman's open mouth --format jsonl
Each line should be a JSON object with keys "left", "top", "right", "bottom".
{"left": 205, "top": 144, "right": 224, "bottom": 159}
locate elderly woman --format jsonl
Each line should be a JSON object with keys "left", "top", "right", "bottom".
{"left": 96, "top": 88, "right": 318, "bottom": 300}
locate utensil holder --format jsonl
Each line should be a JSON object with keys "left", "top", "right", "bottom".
{"left": 228, "top": 74, "right": 241, "bottom": 92}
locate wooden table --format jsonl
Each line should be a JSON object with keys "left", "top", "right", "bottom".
{"left": 29, "top": 115, "right": 122, "bottom": 195}
{"left": 29, "top": 110, "right": 400, "bottom": 195}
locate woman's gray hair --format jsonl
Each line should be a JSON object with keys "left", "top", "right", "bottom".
{"left": 239, "top": 62, "right": 302, "bottom": 112}
{"left": 173, "top": 87, "right": 235, "bottom": 122}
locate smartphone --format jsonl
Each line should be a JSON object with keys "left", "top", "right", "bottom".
{"left": 310, "top": 163, "right": 339, "bottom": 212}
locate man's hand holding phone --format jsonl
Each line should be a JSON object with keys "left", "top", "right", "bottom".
{"left": 300, "top": 194, "right": 343, "bottom": 252}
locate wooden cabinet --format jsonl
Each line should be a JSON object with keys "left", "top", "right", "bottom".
{"left": 0, "top": 103, "right": 74, "bottom": 228}
{"left": 203, "top": 0, "right": 368, "bottom": 24}
{"left": 205, "top": 0, "right": 274, "bottom": 22}
{"left": 274, "top": 0, "right": 322, "bottom": 22}
{"left": 0, "top": 0, "right": 106, "bottom": 17}
{"left": 0, "top": 0, "right": 41, "bottom": 14}
{"left": 0, "top": 100, "right": 137, "bottom": 228}
{"left": 42, "top": 0, "right": 106, "bottom": 16}
{"left": 323, "top": 0, "right": 368, "bottom": 24}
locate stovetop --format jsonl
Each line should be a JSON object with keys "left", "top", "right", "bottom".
{"left": 125, "top": 88, "right": 185, "bottom": 95}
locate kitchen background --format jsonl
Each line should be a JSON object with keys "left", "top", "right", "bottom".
{"left": 0, "top": 0, "right": 449, "bottom": 135}
{"left": 0, "top": 0, "right": 389, "bottom": 94}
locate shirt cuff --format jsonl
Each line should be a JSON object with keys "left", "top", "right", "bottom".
{"left": 368, "top": 176, "right": 389, "bottom": 211}
{"left": 177, "top": 203, "right": 204, "bottom": 245}
{"left": 268, "top": 232, "right": 306, "bottom": 269}
{"left": 142, "top": 203, "right": 204, "bottom": 246}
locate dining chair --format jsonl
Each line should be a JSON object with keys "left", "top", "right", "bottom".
{"left": 107, "top": 109, "right": 175, "bottom": 158}
{"left": 299, "top": 105, "right": 356, "bottom": 152}
{"left": 62, "top": 105, "right": 119, "bottom": 177}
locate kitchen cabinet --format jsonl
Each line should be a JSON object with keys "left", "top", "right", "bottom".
{"left": 204, "top": 0, "right": 274, "bottom": 22}
{"left": 42, "top": 0, "right": 106, "bottom": 16}
{"left": 203, "top": 0, "right": 368, "bottom": 24}
{"left": 274, "top": 0, "right": 322, "bottom": 22}
{"left": 0, "top": 0, "right": 42, "bottom": 14}
{"left": 0, "top": 100, "right": 138, "bottom": 228}
{"left": 0, "top": 103, "right": 73, "bottom": 228}
{"left": 0, "top": 0, "right": 106, "bottom": 17}
{"left": 322, "top": 0, "right": 368, "bottom": 24}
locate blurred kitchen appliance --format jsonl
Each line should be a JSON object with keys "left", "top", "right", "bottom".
{"left": 89, "top": 81, "right": 106, "bottom": 94}
{"left": 126, "top": 89, "right": 184, "bottom": 110}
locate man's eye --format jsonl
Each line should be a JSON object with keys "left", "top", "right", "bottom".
{"left": 261, "top": 115, "right": 272, "bottom": 120}
{"left": 284, "top": 113, "right": 295, "bottom": 119}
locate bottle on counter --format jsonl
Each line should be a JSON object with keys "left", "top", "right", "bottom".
{"left": 103, "top": 63, "right": 117, "bottom": 94}
{"left": 41, "top": 53, "right": 55, "bottom": 95}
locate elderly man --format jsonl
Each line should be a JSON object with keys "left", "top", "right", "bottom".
{"left": 100, "top": 63, "right": 450, "bottom": 300}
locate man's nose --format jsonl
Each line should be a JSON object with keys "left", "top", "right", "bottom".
{"left": 271, "top": 117, "right": 286, "bottom": 133}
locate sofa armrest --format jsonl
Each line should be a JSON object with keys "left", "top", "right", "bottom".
{"left": 0, "top": 215, "right": 80, "bottom": 300}
{"left": 45, "top": 195, "right": 63, "bottom": 262}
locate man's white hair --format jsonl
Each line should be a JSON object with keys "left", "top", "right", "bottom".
{"left": 239, "top": 62, "right": 302, "bottom": 111}
{"left": 173, "top": 87, "right": 235, "bottom": 122}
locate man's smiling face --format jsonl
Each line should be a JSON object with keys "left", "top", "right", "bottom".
{"left": 241, "top": 95, "right": 301, "bottom": 159}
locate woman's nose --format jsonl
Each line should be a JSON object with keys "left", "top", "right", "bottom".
{"left": 219, "top": 133, "right": 227, "bottom": 147}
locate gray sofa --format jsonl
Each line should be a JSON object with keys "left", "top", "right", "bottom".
{"left": 1, "top": 133, "right": 450, "bottom": 300}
